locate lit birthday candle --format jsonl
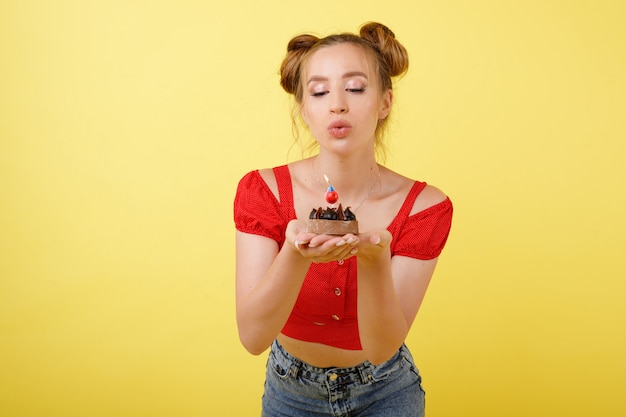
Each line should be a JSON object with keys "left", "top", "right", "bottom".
{"left": 324, "top": 175, "right": 339, "bottom": 204}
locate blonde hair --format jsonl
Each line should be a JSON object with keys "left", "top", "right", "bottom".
{"left": 279, "top": 22, "right": 409, "bottom": 158}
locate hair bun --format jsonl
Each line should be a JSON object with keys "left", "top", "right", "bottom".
{"left": 286, "top": 34, "right": 319, "bottom": 53}
{"left": 359, "top": 22, "right": 408, "bottom": 78}
{"left": 280, "top": 34, "right": 319, "bottom": 94}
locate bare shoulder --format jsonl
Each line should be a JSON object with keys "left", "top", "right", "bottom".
{"left": 373, "top": 168, "right": 437, "bottom": 216}
{"left": 382, "top": 168, "right": 448, "bottom": 215}
{"left": 411, "top": 184, "right": 448, "bottom": 216}
{"left": 257, "top": 160, "right": 310, "bottom": 202}
{"left": 257, "top": 168, "right": 279, "bottom": 200}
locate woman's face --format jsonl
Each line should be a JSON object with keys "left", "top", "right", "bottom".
{"left": 301, "top": 43, "right": 391, "bottom": 156}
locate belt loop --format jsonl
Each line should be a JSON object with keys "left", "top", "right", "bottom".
{"left": 358, "top": 363, "right": 373, "bottom": 384}
{"left": 289, "top": 359, "right": 302, "bottom": 379}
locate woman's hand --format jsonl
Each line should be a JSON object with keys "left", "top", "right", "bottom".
{"left": 354, "top": 229, "right": 393, "bottom": 264}
{"left": 286, "top": 219, "right": 360, "bottom": 264}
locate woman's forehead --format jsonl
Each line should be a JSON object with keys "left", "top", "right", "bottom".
{"left": 304, "top": 43, "right": 374, "bottom": 80}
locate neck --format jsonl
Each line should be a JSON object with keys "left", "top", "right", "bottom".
{"left": 312, "top": 153, "right": 381, "bottom": 208}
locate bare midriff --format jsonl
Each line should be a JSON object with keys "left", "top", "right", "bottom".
{"left": 277, "top": 333, "right": 369, "bottom": 368}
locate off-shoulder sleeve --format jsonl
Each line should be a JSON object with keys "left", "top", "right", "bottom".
{"left": 233, "top": 170, "right": 286, "bottom": 244}
{"left": 392, "top": 197, "right": 453, "bottom": 260}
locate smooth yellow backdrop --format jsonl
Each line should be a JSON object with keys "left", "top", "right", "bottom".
{"left": 1, "top": 1, "right": 624, "bottom": 416}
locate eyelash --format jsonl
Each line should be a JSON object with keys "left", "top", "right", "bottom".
{"left": 310, "top": 88, "right": 366, "bottom": 97}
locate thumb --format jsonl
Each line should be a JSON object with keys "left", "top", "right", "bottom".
{"left": 369, "top": 230, "right": 392, "bottom": 246}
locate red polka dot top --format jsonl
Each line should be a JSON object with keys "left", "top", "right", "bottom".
{"left": 234, "top": 165, "right": 453, "bottom": 350}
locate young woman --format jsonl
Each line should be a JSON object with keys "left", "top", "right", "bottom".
{"left": 234, "top": 22, "right": 453, "bottom": 417}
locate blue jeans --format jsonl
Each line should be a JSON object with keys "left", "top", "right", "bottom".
{"left": 261, "top": 340, "right": 425, "bottom": 417}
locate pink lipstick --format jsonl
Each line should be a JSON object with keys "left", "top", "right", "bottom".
{"left": 328, "top": 120, "right": 352, "bottom": 138}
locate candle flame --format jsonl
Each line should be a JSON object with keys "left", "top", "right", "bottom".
{"left": 323, "top": 174, "right": 330, "bottom": 184}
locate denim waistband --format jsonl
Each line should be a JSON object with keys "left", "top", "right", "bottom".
{"left": 270, "top": 339, "right": 406, "bottom": 385}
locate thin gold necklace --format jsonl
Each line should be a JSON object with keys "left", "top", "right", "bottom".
{"left": 311, "top": 157, "right": 381, "bottom": 212}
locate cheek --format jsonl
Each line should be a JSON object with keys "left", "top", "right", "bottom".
{"left": 302, "top": 101, "right": 324, "bottom": 123}
{"left": 363, "top": 102, "right": 383, "bottom": 121}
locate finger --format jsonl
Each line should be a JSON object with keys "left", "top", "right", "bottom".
{"left": 307, "top": 234, "right": 339, "bottom": 248}
{"left": 336, "top": 244, "right": 359, "bottom": 259}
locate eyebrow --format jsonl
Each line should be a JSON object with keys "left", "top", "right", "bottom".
{"left": 307, "top": 71, "right": 368, "bottom": 84}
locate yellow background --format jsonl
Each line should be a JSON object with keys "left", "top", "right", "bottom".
{"left": 1, "top": 1, "right": 624, "bottom": 416}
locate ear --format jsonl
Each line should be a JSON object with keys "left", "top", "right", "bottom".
{"left": 378, "top": 89, "right": 393, "bottom": 120}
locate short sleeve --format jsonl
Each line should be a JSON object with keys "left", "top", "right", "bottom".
{"left": 392, "top": 197, "right": 453, "bottom": 260}
{"left": 233, "top": 170, "right": 287, "bottom": 244}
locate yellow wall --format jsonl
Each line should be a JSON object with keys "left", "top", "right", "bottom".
{"left": 1, "top": 1, "right": 624, "bottom": 416}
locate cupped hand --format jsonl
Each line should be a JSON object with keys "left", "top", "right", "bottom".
{"left": 286, "top": 220, "right": 360, "bottom": 264}
{"left": 353, "top": 229, "right": 392, "bottom": 263}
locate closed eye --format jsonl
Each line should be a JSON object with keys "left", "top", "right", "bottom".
{"left": 311, "top": 91, "right": 328, "bottom": 97}
{"left": 347, "top": 88, "right": 365, "bottom": 93}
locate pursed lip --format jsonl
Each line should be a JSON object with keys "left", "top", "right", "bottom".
{"left": 327, "top": 119, "right": 352, "bottom": 138}
{"left": 328, "top": 119, "right": 352, "bottom": 130}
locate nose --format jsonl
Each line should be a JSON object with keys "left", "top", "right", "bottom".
{"left": 330, "top": 93, "right": 348, "bottom": 114}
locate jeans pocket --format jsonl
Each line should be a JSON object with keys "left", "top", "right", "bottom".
{"left": 267, "top": 350, "right": 291, "bottom": 380}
